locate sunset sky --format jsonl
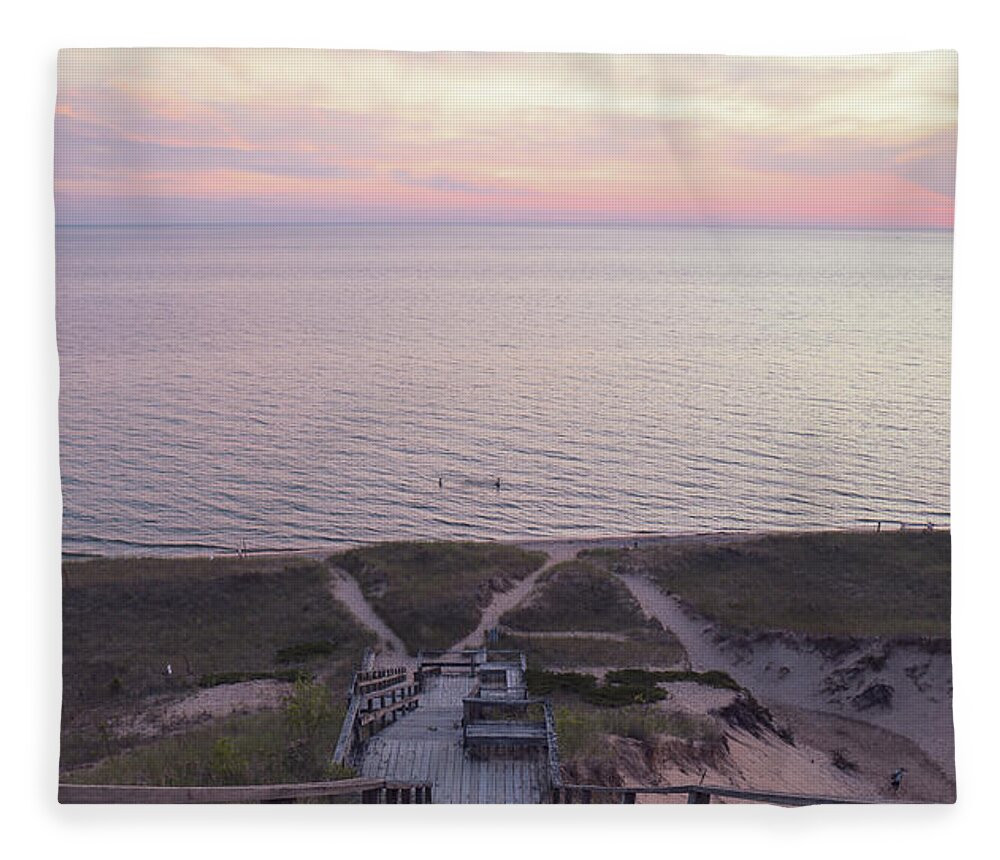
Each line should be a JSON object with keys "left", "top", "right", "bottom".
{"left": 55, "top": 49, "right": 957, "bottom": 228}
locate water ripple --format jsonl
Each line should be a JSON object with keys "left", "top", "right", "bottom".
{"left": 57, "top": 225, "right": 951, "bottom": 555}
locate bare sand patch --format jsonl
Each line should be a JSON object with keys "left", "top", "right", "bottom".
{"left": 111, "top": 679, "right": 294, "bottom": 739}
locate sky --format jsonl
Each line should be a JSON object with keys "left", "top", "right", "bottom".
{"left": 54, "top": 49, "right": 957, "bottom": 228}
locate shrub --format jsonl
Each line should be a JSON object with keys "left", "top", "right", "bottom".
{"left": 605, "top": 668, "right": 740, "bottom": 691}
{"left": 198, "top": 669, "right": 309, "bottom": 688}
{"left": 525, "top": 669, "right": 667, "bottom": 707}
{"left": 207, "top": 737, "right": 249, "bottom": 784}
{"left": 275, "top": 640, "right": 337, "bottom": 663}
{"left": 555, "top": 704, "right": 722, "bottom": 762}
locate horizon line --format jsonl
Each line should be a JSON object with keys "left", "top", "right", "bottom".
{"left": 55, "top": 220, "right": 955, "bottom": 232}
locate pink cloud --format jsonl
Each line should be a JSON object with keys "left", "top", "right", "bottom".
{"left": 55, "top": 53, "right": 957, "bottom": 228}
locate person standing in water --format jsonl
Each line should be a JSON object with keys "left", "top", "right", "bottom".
{"left": 438, "top": 477, "right": 443, "bottom": 489}
{"left": 495, "top": 477, "right": 501, "bottom": 490}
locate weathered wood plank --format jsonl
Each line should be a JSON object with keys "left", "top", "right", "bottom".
{"left": 558, "top": 783, "right": 878, "bottom": 806}
{"left": 421, "top": 740, "right": 435, "bottom": 783}
{"left": 59, "top": 779, "right": 387, "bottom": 805}
{"left": 446, "top": 749, "right": 461, "bottom": 805}
{"left": 357, "top": 694, "right": 420, "bottom": 727}
{"left": 417, "top": 740, "right": 431, "bottom": 783}
{"left": 461, "top": 753, "right": 474, "bottom": 804}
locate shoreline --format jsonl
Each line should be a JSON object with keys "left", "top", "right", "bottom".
{"left": 61, "top": 523, "right": 950, "bottom": 562}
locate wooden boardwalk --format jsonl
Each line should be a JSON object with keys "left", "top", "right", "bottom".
{"left": 359, "top": 674, "right": 549, "bottom": 803}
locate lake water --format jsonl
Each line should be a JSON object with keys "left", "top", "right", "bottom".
{"left": 56, "top": 225, "right": 951, "bottom": 556}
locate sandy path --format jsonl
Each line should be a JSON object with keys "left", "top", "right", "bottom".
{"left": 614, "top": 572, "right": 713, "bottom": 671}
{"left": 327, "top": 563, "right": 412, "bottom": 667}
{"left": 496, "top": 629, "right": 630, "bottom": 641}
{"left": 326, "top": 543, "right": 575, "bottom": 665}
{"left": 451, "top": 534, "right": 740, "bottom": 655}
{"left": 448, "top": 542, "right": 579, "bottom": 652}
{"left": 310, "top": 532, "right": 755, "bottom": 663}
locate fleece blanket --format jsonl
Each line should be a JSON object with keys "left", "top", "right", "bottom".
{"left": 56, "top": 49, "right": 956, "bottom": 804}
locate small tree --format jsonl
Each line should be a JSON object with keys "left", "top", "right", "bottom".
{"left": 283, "top": 678, "right": 338, "bottom": 780}
{"left": 207, "top": 737, "right": 248, "bottom": 784}
{"left": 285, "top": 677, "right": 332, "bottom": 738}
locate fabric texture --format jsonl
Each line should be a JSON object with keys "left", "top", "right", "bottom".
{"left": 56, "top": 49, "right": 956, "bottom": 804}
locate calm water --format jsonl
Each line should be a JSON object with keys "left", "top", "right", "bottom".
{"left": 56, "top": 225, "right": 951, "bottom": 556}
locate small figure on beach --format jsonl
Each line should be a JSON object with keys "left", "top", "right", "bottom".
{"left": 438, "top": 477, "right": 443, "bottom": 489}
{"left": 925, "top": 521, "right": 935, "bottom": 533}
{"left": 165, "top": 663, "right": 172, "bottom": 678}
{"left": 890, "top": 767, "right": 906, "bottom": 792}
{"left": 495, "top": 477, "right": 501, "bottom": 490}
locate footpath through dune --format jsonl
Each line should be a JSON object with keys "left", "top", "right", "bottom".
{"left": 448, "top": 541, "right": 579, "bottom": 651}
{"left": 327, "top": 562, "right": 412, "bottom": 667}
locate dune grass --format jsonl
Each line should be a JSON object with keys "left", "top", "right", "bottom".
{"left": 555, "top": 704, "right": 723, "bottom": 762}
{"left": 61, "top": 555, "right": 375, "bottom": 771}
{"left": 541, "top": 667, "right": 727, "bottom": 781}
{"left": 526, "top": 668, "right": 667, "bottom": 706}
{"left": 604, "top": 668, "right": 741, "bottom": 691}
{"left": 493, "top": 630, "right": 684, "bottom": 671}
{"left": 63, "top": 555, "right": 373, "bottom": 706}
{"left": 329, "top": 541, "right": 547, "bottom": 653}
{"left": 501, "top": 558, "right": 653, "bottom": 632}
{"left": 585, "top": 530, "right": 951, "bottom": 638}
{"left": 62, "top": 679, "right": 354, "bottom": 787}
{"left": 496, "top": 558, "right": 686, "bottom": 668}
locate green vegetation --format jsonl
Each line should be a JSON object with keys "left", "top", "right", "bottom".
{"left": 63, "top": 555, "right": 372, "bottom": 707}
{"left": 492, "top": 630, "right": 684, "bottom": 670}
{"left": 586, "top": 531, "right": 951, "bottom": 637}
{"left": 63, "top": 679, "right": 355, "bottom": 787}
{"left": 555, "top": 704, "right": 723, "bottom": 763}
{"left": 501, "top": 559, "right": 647, "bottom": 632}
{"left": 496, "top": 558, "right": 685, "bottom": 669}
{"left": 526, "top": 668, "right": 667, "bottom": 706}
{"left": 275, "top": 640, "right": 338, "bottom": 663}
{"left": 61, "top": 554, "right": 375, "bottom": 771}
{"left": 330, "top": 541, "right": 547, "bottom": 653}
{"left": 197, "top": 669, "right": 309, "bottom": 688}
{"left": 527, "top": 667, "right": 737, "bottom": 707}
{"left": 604, "top": 668, "right": 741, "bottom": 691}
{"left": 541, "top": 666, "right": 759, "bottom": 777}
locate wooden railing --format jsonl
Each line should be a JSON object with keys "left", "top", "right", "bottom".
{"left": 542, "top": 702, "right": 562, "bottom": 797}
{"left": 416, "top": 649, "right": 482, "bottom": 676}
{"left": 552, "top": 783, "right": 880, "bottom": 805}
{"left": 416, "top": 649, "right": 526, "bottom": 677}
{"left": 58, "top": 778, "right": 432, "bottom": 804}
{"left": 333, "top": 665, "right": 419, "bottom": 767}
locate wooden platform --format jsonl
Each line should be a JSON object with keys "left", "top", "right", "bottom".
{"left": 359, "top": 674, "right": 550, "bottom": 804}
